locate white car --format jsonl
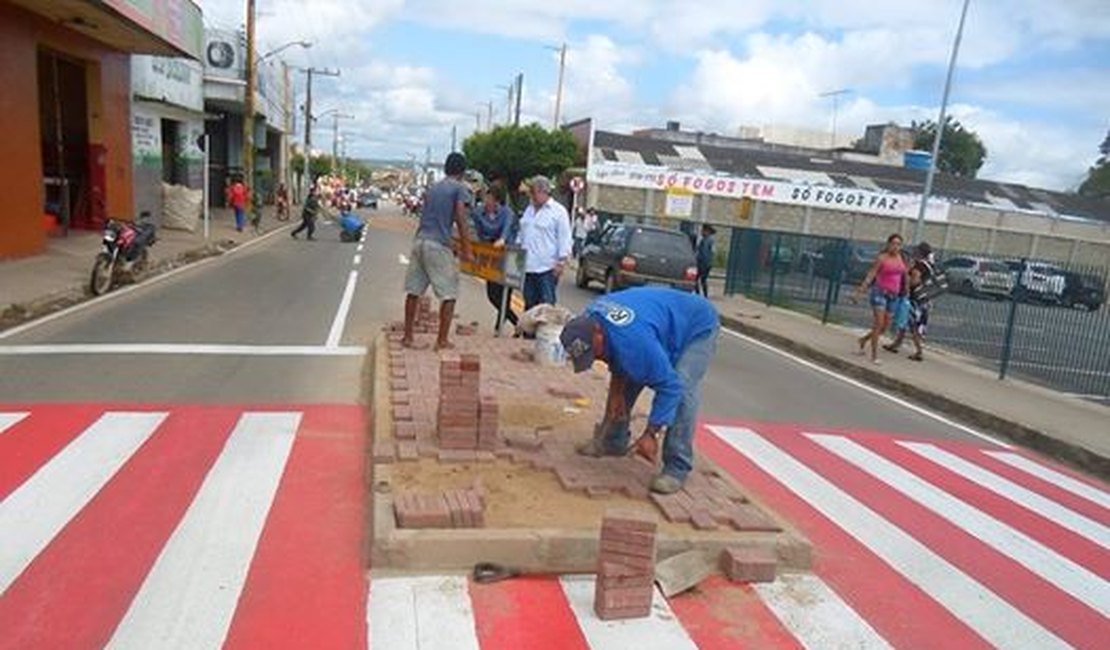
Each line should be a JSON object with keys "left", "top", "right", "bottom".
{"left": 1016, "top": 262, "right": 1066, "bottom": 302}
{"left": 941, "top": 256, "right": 1015, "bottom": 298}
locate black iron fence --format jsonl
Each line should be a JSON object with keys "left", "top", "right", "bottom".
{"left": 724, "top": 227, "right": 1110, "bottom": 402}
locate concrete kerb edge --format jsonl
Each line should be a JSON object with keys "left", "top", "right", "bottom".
{"left": 718, "top": 313, "right": 1110, "bottom": 481}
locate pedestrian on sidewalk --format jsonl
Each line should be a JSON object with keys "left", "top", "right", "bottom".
{"left": 852, "top": 233, "right": 908, "bottom": 364}
{"left": 472, "top": 186, "right": 519, "bottom": 331}
{"left": 226, "top": 176, "right": 248, "bottom": 232}
{"left": 516, "top": 176, "right": 572, "bottom": 310}
{"left": 291, "top": 186, "right": 320, "bottom": 240}
{"left": 572, "top": 208, "right": 589, "bottom": 258}
{"left": 885, "top": 242, "right": 940, "bottom": 362}
{"left": 695, "top": 224, "right": 716, "bottom": 298}
{"left": 561, "top": 287, "right": 720, "bottom": 495}
{"left": 401, "top": 152, "right": 474, "bottom": 351}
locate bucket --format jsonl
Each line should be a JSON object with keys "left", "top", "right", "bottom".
{"left": 535, "top": 323, "right": 567, "bottom": 366}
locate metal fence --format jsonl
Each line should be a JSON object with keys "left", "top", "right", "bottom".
{"left": 723, "top": 227, "right": 1110, "bottom": 402}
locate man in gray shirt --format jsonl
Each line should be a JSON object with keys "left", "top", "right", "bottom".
{"left": 402, "top": 152, "right": 473, "bottom": 350}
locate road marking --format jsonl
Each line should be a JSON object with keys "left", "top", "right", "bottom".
{"left": 326, "top": 270, "right": 359, "bottom": 349}
{"left": 0, "top": 411, "right": 167, "bottom": 592}
{"left": 811, "top": 433, "right": 1110, "bottom": 617}
{"left": 398, "top": 253, "right": 409, "bottom": 265}
{"left": 353, "top": 254, "right": 362, "bottom": 266}
{"left": 106, "top": 412, "right": 300, "bottom": 650}
{"left": 0, "top": 224, "right": 293, "bottom": 342}
{"left": 0, "top": 412, "right": 28, "bottom": 435}
{"left": 755, "top": 573, "right": 892, "bottom": 649}
{"left": 356, "top": 244, "right": 364, "bottom": 252}
{"left": 712, "top": 425, "right": 1068, "bottom": 649}
{"left": 985, "top": 451, "right": 1110, "bottom": 510}
{"left": 0, "top": 344, "right": 365, "bottom": 356}
{"left": 720, "top": 328, "right": 1011, "bottom": 448}
{"left": 559, "top": 575, "right": 698, "bottom": 650}
{"left": 369, "top": 575, "right": 480, "bottom": 650}
{"left": 467, "top": 572, "right": 590, "bottom": 649}
{"left": 900, "top": 441, "right": 1110, "bottom": 549}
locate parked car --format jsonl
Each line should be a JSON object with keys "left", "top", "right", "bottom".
{"left": 942, "top": 256, "right": 1015, "bottom": 298}
{"left": 1019, "top": 262, "right": 1066, "bottom": 303}
{"left": 1059, "top": 272, "right": 1106, "bottom": 311}
{"left": 803, "top": 242, "right": 881, "bottom": 284}
{"left": 357, "top": 190, "right": 379, "bottom": 210}
{"left": 576, "top": 224, "right": 698, "bottom": 293}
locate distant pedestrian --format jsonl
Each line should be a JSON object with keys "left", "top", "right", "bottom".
{"left": 472, "top": 187, "right": 519, "bottom": 331}
{"left": 695, "top": 224, "right": 716, "bottom": 297}
{"left": 401, "top": 152, "right": 473, "bottom": 351}
{"left": 516, "top": 175, "right": 572, "bottom": 310}
{"left": 852, "top": 233, "right": 908, "bottom": 364}
{"left": 275, "top": 182, "right": 290, "bottom": 221}
{"left": 885, "top": 242, "right": 940, "bottom": 361}
{"left": 226, "top": 176, "right": 248, "bottom": 232}
{"left": 291, "top": 185, "right": 320, "bottom": 240}
{"left": 572, "top": 208, "right": 589, "bottom": 258}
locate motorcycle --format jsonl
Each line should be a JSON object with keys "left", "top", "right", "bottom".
{"left": 89, "top": 214, "right": 157, "bottom": 296}
{"left": 339, "top": 211, "right": 365, "bottom": 242}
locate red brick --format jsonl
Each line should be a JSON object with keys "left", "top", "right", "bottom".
{"left": 373, "top": 442, "right": 396, "bottom": 463}
{"left": 598, "top": 572, "right": 654, "bottom": 590}
{"left": 390, "top": 393, "right": 411, "bottom": 406}
{"left": 602, "top": 509, "right": 658, "bottom": 534}
{"left": 438, "top": 450, "right": 477, "bottom": 463}
{"left": 599, "top": 538, "right": 656, "bottom": 560}
{"left": 394, "top": 422, "right": 417, "bottom": 440}
{"left": 471, "top": 479, "right": 486, "bottom": 506}
{"left": 600, "top": 526, "right": 656, "bottom": 548}
{"left": 728, "top": 504, "right": 781, "bottom": 532}
{"left": 720, "top": 547, "right": 777, "bottom": 583}
{"left": 392, "top": 406, "right": 413, "bottom": 422}
{"left": 397, "top": 440, "right": 419, "bottom": 461}
{"left": 596, "top": 585, "right": 654, "bottom": 611}
{"left": 597, "top": 552, "right": 654, "bottom": 574}
{"left": 595, "top": 605, "right": 652, "bottom": 621}
{"left": 586, "top": 487, "right": 612, "bottom": 499}
{"left": 649, "top": 493, "right": 689, "bottom": 523}
{"left": 390, "top": 380, "right": 410, "bottom": 392}
{"left": 690, "top": 509, "right": 719, "bottom": 530}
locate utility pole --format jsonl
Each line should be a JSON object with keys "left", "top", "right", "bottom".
{"left": 819, "top": 88, "right": 851, "bottom": 149}
{"left": 451, "top": 124, "right": 457, "bottom": 152}
{"left": 282, "top": 61, "right": 292, "bottom": 200}
{"left": 474, "top": 111, "right": 481, "bottom": 131}
{"left": 551, "top": 43, "right": 567, "bottom": 129}
{"left": 514, "top": 73, "right": 523, "bottom": 127}
{"left": 331, "top": 112, "right": 354, "bottom": 175}
{"left": 487, "top": 100, "right": 493, "bottom": 130}
{"left": 241, "top": 0, "right": 257, "bottom": 204}
{"left": 915, "top": 0, "right": 971, "bottom": 244}
{"left": 301, "top": 66, "right": 340, "bottom": 197}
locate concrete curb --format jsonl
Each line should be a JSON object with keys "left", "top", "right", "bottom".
{"left": 719, "top": 313, "right": 1110, "bottom": 481}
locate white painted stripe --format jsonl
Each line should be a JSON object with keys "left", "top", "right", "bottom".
{"left": 353, "top": 254, "right": 362, "bottom": 265}
{"left": 901, "top": 442, "right": 1110, "bottom": 549}
{"left": 720, "top": 329, "right": 1011, "bottom": 448}
{"left": 559, "top": 575, "right": 698, "bottom": 650}
{"left": 326, "top": 270, "right": 359, "bottom": 349}
{"left": 0, "top": 412, "right": 166, "bottom": 592}
{"left": 398, "top": 253, "right": 409, "bottom": 265}
{"left": 813, "top": 434, "right": 1110, "bottom": 617}
{"left": 368, "top": 575, "right": 480, "bottom": 650}
{"left": 0, "top": 344, "right": 365, "bottom": 357}
{"left": 712, "top": 425, "right": 1068, "bottom": 649}
{"left": 356, "top": 244, "right": 364, "bottom": 252}
{"left": 985, "top": 451, "right": 1110, "bottom": 510}
{"left": 755, "top": 573, "right": 892, "bottom": 649}
{"left": 0, "top": 411, "right": 29, "bottom": 434}
{"left": 0, "top": 224, "right": 292, "bottom": 342}
{"left": 106, "top": 412, "right": 300, "bottom": 650}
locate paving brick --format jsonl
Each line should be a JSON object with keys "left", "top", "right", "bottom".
{"left": 586, "top": 487, "right": 612, "bottom": 499}
{"left": 597, "top": 550, "right": 654, "bottom": 574}
{"left": 600, "top": 538, "right": 656, "bottom": 559}
{"left": 438, "top": 450, "right": 477, "bottom": 463}
{"left": 720, "top": 547, "right": 778, "bottom": 583}
{"left": 444, "top": 490, "right": 464, "bottom": 528}
{"left": 602, "top": 510, "right": 657, "bottom": 534}
{"left": 373, "top": 442, "right": 396, "bottom": 464}
{"left": 394, "top": 422, "right": 417, "bottom": 440}
{"left": 392, "top": 406, "right": 414, "bottom": 422}
{"left": 599, "top": 525, "right": 656, "bottom": 548}
{"left": 596, "top": 584, "right": 655, "bottom": 611}
{"left": 728, "top": 504, "right": 781, "bottom": 532}
{"left": 690, "top": 508, "right": 719, "bottom": 531}
{"left": 396, "top": 440, "right": 419, "bottom": 461}
{"left": 649, "top": 493, "right": 689, "bottom": 523}
{"left": 390, "top": 380, "right": 410, "bottom": 392}
{"left": 390, "top": 393, "right": 411, "bottom": 406}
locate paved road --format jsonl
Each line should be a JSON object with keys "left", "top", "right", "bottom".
{"left": 2, "top": 204, "right": 1105, "bottom": 648}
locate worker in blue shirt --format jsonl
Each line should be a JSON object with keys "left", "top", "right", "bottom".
{"left": 471, "top": 187, "right": 519, "bottom": 330}
{"left": 559, "top": 287, "right": 720, "bottom": 494}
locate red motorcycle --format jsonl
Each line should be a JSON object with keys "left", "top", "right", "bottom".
{"left": 89, "top": 215, "right": 157, "bottom": 296}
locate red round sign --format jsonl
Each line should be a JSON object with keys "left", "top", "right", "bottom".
{"left": 569, "top": 177, "right": 584, "bottom": 192}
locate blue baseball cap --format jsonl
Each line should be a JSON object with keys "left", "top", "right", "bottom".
{"left": 560, "top": 314, "right": 598, "bottom": 373}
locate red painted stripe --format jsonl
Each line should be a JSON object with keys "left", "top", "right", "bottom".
{"left": 224, "top": 406, "right": 368, "bottom": 650}
{"left": 667, "top": 575, "right": 802, "bottom": 650}
{"left": 697, "top": 423, "right": 991, "bottom": 650}
{"left": 856, "top": 437, "right": 1110, "bottom": 647}
{"left": 0, "top": 407, "right": 238, "bottom": 650}
{"left": 0, "top": 405, "right": 104, "bottom": 499}
{"left": 468, "top": 576, "right": 590, "bottom": 650}
{"left": 892, "top": 440, "right": 1110, "bottom": 576}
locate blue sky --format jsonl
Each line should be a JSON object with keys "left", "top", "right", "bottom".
{"left": 205, "top": 0, "right": 1110, "bottom": 190}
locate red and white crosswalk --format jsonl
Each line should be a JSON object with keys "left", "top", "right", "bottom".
{"left": 2, "top": 407, "right": 1108, "bottom": 649}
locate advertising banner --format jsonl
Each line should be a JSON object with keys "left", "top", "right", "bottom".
{"left": 131, "top": 55, "right": 204, "bottom": 112}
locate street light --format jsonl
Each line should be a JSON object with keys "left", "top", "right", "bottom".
{"left": 260, "top": 40, "right": 312, "bottom": 62}
{"left": 546, "top": 43, "right": 567, "bottom": 129}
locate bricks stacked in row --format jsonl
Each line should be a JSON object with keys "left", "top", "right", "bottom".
{"left": 594, "top": 510, "right": 657, "bottom": 620}
{"left": 393, "top": 486, "right": 486, "bottom": 529}
{"left": 438, "top": 354, "right": 480, "bottom": 449}
{"left": 478, "top": 394, "right": 499, "bottom": 450}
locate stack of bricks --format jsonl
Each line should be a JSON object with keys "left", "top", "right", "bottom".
{"left": 437, "top": 353, "right": 499, "bottom": 450}
{"left": 720, "top": 547, "right": 778, "bottom": 583}
{"left": 394, "top": 484, "right": 486, "bottom": 529}
{"left": 594, "top": 510, "right": 657, "bottom": 620}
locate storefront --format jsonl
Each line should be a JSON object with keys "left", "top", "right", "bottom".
{"left": 0, "top": 0, "right": 202, "bottom": 258}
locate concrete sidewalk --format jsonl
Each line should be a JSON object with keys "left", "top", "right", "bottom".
{"left": 711, "top": 293, "right": 1109, "bottom": 477}
{"left": 0, "top": 207, "right": 288, "bottom": 330}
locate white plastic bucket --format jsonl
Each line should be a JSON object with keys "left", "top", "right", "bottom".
{"left": 535, "top": 323, "right": 567, "bottom": 366}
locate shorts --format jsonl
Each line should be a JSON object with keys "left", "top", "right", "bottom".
{"left": 404, "top": 237, "right": 459, "bottom": 301}
{"left": 868, "top": 286, "right": 899, "bottom": 312}
{"left": 909, "top": 302, "right": 929, "bottom": 336}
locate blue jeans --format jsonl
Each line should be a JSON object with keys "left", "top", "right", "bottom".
{"left": 600, "top": 325, "right": 719, "bottom": 481}
{"left": 233, "top": 206, "right": 245, "bottom": 231}
{"left": 523, "top": 270, "right": 557, "bottom": 310}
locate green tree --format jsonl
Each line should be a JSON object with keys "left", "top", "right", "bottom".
{"left": 912, "top": 117, "right": 987, "bottom": 178}
{"left": 462, "top": 124, "right": 579, "bottom": 207}
{"left": 1078, "top": 128, "right": 1110, "bottom": 199}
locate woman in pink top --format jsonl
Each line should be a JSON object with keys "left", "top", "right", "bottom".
{"left": 852, "top": 233, "right": 908, "bottom": 363}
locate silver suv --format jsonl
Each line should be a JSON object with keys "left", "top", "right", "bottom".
{"left": 942, "top": 256, "right": 1015, "bottom": 298}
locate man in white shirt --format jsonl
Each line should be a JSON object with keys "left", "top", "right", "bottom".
{"left": 516, "top": 176, "right": 572, "bottom": 309}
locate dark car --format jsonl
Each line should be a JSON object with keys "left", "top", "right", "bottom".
{"left": 357, "top": 190, "right": 379, "bottom": 210}
{"left": 576, "top": 224, "right": 698, "bottom": 293}
{"left": 803, "top": 242, "right": 881, "bottom": 284}
{"left": 1060, "top": 272, "right": 1105, "bottom": 311}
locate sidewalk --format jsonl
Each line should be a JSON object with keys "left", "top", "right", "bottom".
{"left": 0, "top": 208, "right": 287, "bottom": 331}
{"left": 711, "top": 293, "right": 1109, "bottom": 478}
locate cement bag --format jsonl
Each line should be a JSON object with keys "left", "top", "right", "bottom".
{"left": 518, "top": 304, "right": 573, "bottom": 366}
{"left": 162, "top": 183, "right": 202, "bottom": 232}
